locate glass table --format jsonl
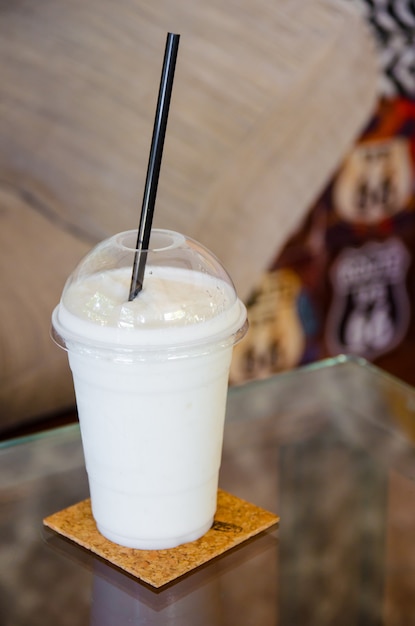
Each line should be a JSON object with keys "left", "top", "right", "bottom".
{"left": 1, "top": 355, "right": 415, "bottom": 625}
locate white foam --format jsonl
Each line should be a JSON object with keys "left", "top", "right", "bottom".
{"left": 55, "top": 266, "right": 247, "bottom": 351}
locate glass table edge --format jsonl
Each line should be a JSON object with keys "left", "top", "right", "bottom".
{"left": 1, "top": 353, "right": 413, "bottom": 451}
{"left": 0, "top": 421, "right": 81, "bottom": 451}
{"left": 229, "top": 353, "right": 415, "bottom": 400}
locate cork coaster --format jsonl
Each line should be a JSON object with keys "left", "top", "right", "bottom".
{"left": 43, "top": 489, "right": 279, "bottom": 588}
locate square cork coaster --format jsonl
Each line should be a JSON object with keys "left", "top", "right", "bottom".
{"left": 43, "top": 489, "right": 279, "bottom": 588}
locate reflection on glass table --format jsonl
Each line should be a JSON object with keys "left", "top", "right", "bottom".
{"left": 1, "top": 355, "right": 415, "bottom": 625}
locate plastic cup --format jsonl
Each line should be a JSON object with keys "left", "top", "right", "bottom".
{"left": 51, "top": 229, "right": 248, "bottom": 549}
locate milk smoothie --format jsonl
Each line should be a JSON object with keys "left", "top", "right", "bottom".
{"left": 52, "top": 229, "right": 247, "bottom": 549}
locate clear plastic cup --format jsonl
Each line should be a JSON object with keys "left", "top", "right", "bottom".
{"left": 52, "top": 229, "right": 248, "bottom": 549}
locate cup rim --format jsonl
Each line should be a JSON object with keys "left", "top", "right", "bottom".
{"left": 114, "top": 229, "right": 187, "bottom": 253}
{"left": 51, "top": 304, "right": 249, "bottom": 359}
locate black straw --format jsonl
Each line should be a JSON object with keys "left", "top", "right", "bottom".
{"left": 128, "top": 32, "right": 180, "bottom": 301}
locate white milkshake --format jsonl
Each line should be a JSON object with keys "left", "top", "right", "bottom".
{"left": 52, "top": 229, "right": 247, "bottom": 549}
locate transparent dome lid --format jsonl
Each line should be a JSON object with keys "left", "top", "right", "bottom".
{"left": 52, "top": 229, "right": 248, "bottom": 352}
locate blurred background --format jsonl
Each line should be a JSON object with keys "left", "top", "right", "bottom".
{"left": 0, "top": 0, "right": 414, "bottom": 435}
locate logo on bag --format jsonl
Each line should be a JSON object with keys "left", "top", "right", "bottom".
{"left": 326, "top": 238, "right": 410, "bottom": 359}
{"left": 332, "top": 138, "right": 412, "bottom": 224}
{"left": 229, "top": 270, "right": 306, "bottom": 383}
